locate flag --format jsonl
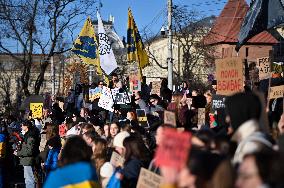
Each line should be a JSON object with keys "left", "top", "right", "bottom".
{"left": 127, "top": 8, "right": 149, "bottom": 69}
{"left": 72, "top": 17, "right": 102, "bottom": 75}
{"left": 236, "top": 0, "right": 284, "bottom": 51}
{"left": 97, "top": 11, "right": 118, "bottom": 75}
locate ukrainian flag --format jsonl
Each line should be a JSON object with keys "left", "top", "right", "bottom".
{"left": 127, "top": 8, "right": 149, "bottom": 69}
{"left": 72, "top": 17, "right": 102, "bottom": 75}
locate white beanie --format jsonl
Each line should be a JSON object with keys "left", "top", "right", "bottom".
{"left": 100, "top": 162, "right": 114, "bottom": 178}
{"left": 113, "top": 131, "right": 130, "bottom": 148}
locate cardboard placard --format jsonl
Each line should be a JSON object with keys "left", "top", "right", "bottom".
{"left": 30, "top": 103, "right": 43, "bottom": 119}
{"left": 257, "top": 57, "right": 270, "bottom": 80}
{"left": 155, "top": 128, "right": 192, "bottom": 170}
{"left": 269, "top": 85, "right": 284, "bottom": 99}
{"left": 59, "top": 124, "right": 67, "bottom": 137}
{"left": 110, "top": 151, "right": 125, "bottom": 167}
{"left": 164, "top": 110, "right": 176, "bottom": 127}
{"left": 136, "top": 168, "right": 162, "bottom": 188}
{"left": 136, "top": 109, "right": 149, "bottom": 128}
{"left": 151, "top": 81, "right": 161, "bottom": 96}
{"left": 197, "top": 108, "right": 205, "bottom": 127}
{"left": 216, "top": 57, "right": 244, "bottom": 95}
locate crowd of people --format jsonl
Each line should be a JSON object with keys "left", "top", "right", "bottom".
{"left": 0, "top": 73, "right": 283, "bottom": 188}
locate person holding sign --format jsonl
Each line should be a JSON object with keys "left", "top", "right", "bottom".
{"left": 119, "top": 135, "right": 151, "bottom": 188}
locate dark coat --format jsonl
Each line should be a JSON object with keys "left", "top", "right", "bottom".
{"left": 17, "top": 127, "right": 40, "bottom": 166}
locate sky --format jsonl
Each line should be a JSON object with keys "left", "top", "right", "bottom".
{"left": 96, "top": 0, "right": 251, "bottom": 39}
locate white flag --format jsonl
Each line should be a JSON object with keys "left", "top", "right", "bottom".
{"left": 97, "top": 11, "right": 118, "bottom": 75}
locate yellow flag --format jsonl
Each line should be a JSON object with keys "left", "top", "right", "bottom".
{"left": 127, "top": 8, "right": 149, "bottom": 69}
{"left": 72, "top": 17, "right": 102, "bottom": 75}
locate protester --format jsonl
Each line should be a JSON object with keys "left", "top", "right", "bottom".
{"left": 15, "top": 120, "right": 40, "bottom": 188}
{"left": 44, "top": 136, "right": 100, "bottom": 188}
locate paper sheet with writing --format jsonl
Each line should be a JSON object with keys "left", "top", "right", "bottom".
{"left": 269, "top": 85, "right": 284, "bottom": 99}
{"left": 98, "top": 87, "right": 114, "bottom": 112}
{"left": 30, "top": 103, "right": 43, "bottom": 119}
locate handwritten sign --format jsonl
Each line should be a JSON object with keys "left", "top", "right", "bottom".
{"left": 110, "top": 151, "right": 125, "bottom": 167}
{"left": 269, "top": 85, "right": 284, "bottom": 99}
{"left": 257, "top": 57, "right": 270, "bottom": 80}
{"left": 98, "top": 87, "right": 114, "bottom": 112}
{"left": 151, "top": 81, "right": 161, "bottom": 96}
{"left": 197, "top": 108, "right": 205, "bottom": 128}
{"left": 30, "top": 103, "right": 43, "bottom": 119}
{"left": 136, "top": 109, "right": 149, "bottom": 128}
{"left": 155, "top": 128, "right": 192, "bottom": 170}
{"left": 216, "top": 57, "right": 244, "bottom": 95}
{"left": 164, "top": 110, "right": 176, "bottom": 127}
{"left": 59, "top": 124, "right": 67, "bottom": 137}
{"left": 137, "top": 168, "right": 162, "bottom": 188}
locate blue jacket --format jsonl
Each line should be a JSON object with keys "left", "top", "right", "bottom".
{"left": 45, "top": 148, "right": 60, "bottom": 171}
{"left": 44, "top": 162, "right": 100, "bottom": 188}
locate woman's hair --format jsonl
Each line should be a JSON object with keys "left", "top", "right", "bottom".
{"left": 45, "top": 123, "right": 59, "bottom": 141}
{"left": 81, "top": 123, "right": 95, "bottom": 132}
{"left": 59, "top": 136, "right": 92, "bottom": 167}
{"left": 92, "top": 137, "right": 108, "bottom": 172}
{"left": 128, "top": 111, "right": 137, "bottom": 121}
{"left": 123, "top": 134, "right": 150, "bottom": 163}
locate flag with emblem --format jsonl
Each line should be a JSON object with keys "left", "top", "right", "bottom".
{"left": 127, "top": 8, "right": 149, "bottom": 69}
{"left": 97, "top": 11, "right": 118, "bottom": 75}
{"left": 72, "top": 17, "right": 102, "bottom": 75}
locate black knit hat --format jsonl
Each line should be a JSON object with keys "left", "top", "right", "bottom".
{"left": 225, "top": 92, "right": 262, "bottom": 131}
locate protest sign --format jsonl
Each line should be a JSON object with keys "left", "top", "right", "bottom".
{"left": 98, "top": 87, "right": 114, "bottom": 112}
{"left": 30, "top": 103, "right": 43, "bottom": 119}
{"left": 89, "top": 87, "right": 102, "bottom": 101}
{"left": 110, "top": 151, "right": 125, "bottom": 167}
{"left": 197, "top": 108, "right": 205, "bottom": 128}
{"left": 269, "top": 85, "right": 284, "bottom": 99}
{"left": 151, "top": 81, "right": 161, "bottom": 96}
{"left": 129, "top": 68, "right": 141, "bottom": 92}
{"left": 164, "top": 110, "right": 176, "bottom": 127}
{"left": 136, "top": 109, "right": 149, "bottom": 128}
{"left": 212, "top": 95, "right": 226, "bottom": 111}
{"left": 155, "top": 128, "right": 192, "bottom": 170}
{"left": 216, "top": 57, "right": 244, "bottom": 95}
{"left": 257, "top": 57, "right": 270, "bottom": 80}
{"left": 59, "top": 124, "right": 67, "bottom": 137}
{"left": 137, "top": 168, "right": 162, "bottom": 188}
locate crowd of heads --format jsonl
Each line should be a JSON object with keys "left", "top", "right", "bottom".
{"left": 0, "top": 75, "right": 283, "bottom": 188}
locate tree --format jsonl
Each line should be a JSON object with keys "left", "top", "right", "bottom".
{"left": 0, "top": 0, "right": 98, "bottom": 96}
{"left": 143, "top": 5, "right": 216, "bottom": 86}
{"left": 0, "top": 62, "right": 17, "bottom": 111}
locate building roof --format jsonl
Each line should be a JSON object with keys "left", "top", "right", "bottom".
{"left": 203, "top": 0, "right": 278, "bottom": 45}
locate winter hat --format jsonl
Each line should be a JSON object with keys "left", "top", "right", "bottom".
{"left": 113, "top": 131, "right": 130, "bottom": 148}
{"left": 100, "top": 162, "right": 114, "bottom": 178}
{"left": 225, "top": 92, "right": 262, "bottom": 131}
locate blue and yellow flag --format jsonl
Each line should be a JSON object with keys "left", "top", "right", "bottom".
{"left": 127, "top": 8, "right": 149, "bottom": 69}
{"left": 72, "top": 17, "right": 102, "bottom": 75}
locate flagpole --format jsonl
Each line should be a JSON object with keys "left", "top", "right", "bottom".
{"left": 167, "top": 0, "right": 173, "bottom": 90}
